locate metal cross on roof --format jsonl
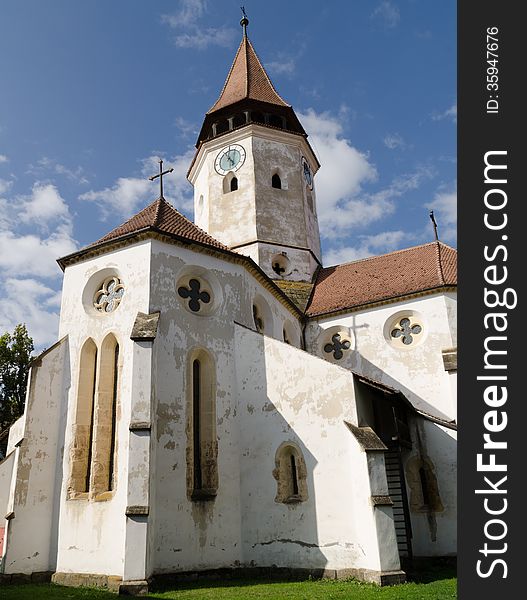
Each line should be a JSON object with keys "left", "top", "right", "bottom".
{"left": 149, "top": 159, "right": 174, "bottom": 199}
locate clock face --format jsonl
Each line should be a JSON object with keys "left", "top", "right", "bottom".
{"left": 302, "top": 157, "right": 313, "bottom": 188}
{"left": 215, "top": 144, "right": 246, "bottom": 175}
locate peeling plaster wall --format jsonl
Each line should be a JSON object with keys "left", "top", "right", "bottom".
{"left": 193, "top": 131, "right": 257, "bottom": 249}
{"left": 235, "top": 326, "right": 399, "bottom": 573}
{"left": 55, "top": 242, "right": 152, "bottom": 577}
{"left": 403, "top": 419, "right": 457, "bottom": 556}
{"left": 191, "top": 126, "right": 321, "bottom": 281}
{"left": 149, "top": 238, "right": 303, "bottom": 574}
{"left": 2, "top": 337, "right": 69, "bottom": 575}
{"left": 6, "top": 416, "right": 25, "bottom": 455}
{"left": 0, "top": 452, "right": 16, "bottom": 523}
{"left": 307, "top": 293, "right": 457, "bottom": 420}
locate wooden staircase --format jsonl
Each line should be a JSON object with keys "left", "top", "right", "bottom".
{"left": 384, "top": 448, "right": 413, "bottom": 559}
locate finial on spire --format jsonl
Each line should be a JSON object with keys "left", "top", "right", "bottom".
{"left": 429, "top": 210, "right": 439, "bottom": 241}
{"left": 240, "top": 6, "right": 249, "bottom": 36}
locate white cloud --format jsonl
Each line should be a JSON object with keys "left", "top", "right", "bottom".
{"left": 266, "top": 59, "right": 296, "bottom": 76}
{"left": 172, "top": 27, "right": 237, "bottom": 50}
{"left": 27, "top": 157, "right": 89, "bottom": 184}
{"left": 299, "top": 108, "right": 378, "bottom": 234}
{"left": 427, "top": 183, "right": 457, "bottom": 243}
{"left": 162, "top": 0, "right": 206, "bottom": 27}
{"left": 0, "top": 178, "right": 13, "bottom": 195}
{"left": 371, "top": 1, "right": 401, "bottom": 29}
{"left": 0, "top": 225, "right": 77, "bottom": 278}
{"left": 79, "top": 150, "right": 195, "bottom": 221}
{"left": 0, "top": 154, "right": 8, "bottom": 163}
{"left": 0, "top": 180, "right": 76, "bottom": 351}
{"left": 18, "top": 183, "right": 71, "bottom": 225}
{"left": 324, "top": 230, "right": 407, "bottom": 265}
{"left": 79, "top": 177, "right": 151, "bottom": 221}
{"left": 0, "top": 278, "right": 60, "bottom": 350}
{"left": 432, "top": 103, "right": 457, "bottom": 123}
{"left": 161, "top": 2, "right": 237, "bottom": 50}
{"left": 299, "top": 108, "right": 434, "bottom": 239}
{"left": 383, "top": 133, "right": 405, "bottom": 150}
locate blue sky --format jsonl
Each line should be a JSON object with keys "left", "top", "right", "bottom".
{"left": 0, "top": 0, "right": 456, "bottom": 349}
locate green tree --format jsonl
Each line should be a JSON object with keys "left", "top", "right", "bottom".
{"left": 0, "top": 324, "right": 34, "bottom": 433}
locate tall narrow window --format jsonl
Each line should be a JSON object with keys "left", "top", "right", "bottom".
{"left": 419, "top": 466, "right": 430, "bottom": 506}
{"left": 192, "top": 359, "right": 202, "bottom": 492}
{"left": 230, "top": 176, "right": 238, "bottom": 192}
{"left": 108, "top": 344, "right": 119, "bottom": 491}
{"left": 272, "top": 173, "right": 281, "bottom": 189}
{"left": 188, "top": 350, "right": 218, "bottom": 500}
{"left": 290, "top": 454, "right": 299, "bottom": 496}
{"left": 90, "top": 333, "right": 119, "bottom": 495}
{"left": 68, "top": 339, "right": 97, "bottom": 497}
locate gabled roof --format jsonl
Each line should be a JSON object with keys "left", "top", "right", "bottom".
{"left": 56, "top": 197, "right": 304, "bottom": 318}
{"left": 58, "top": 197, "right": 228, "bottom": 269}
{"left": 306, "top": 242, "right": 457, "bottom": 317}
{"left": 207, "top": 34, "right": 290, "bottom": 114}
{"left": 89, "top": 197, "right": 228, "bottom": 250}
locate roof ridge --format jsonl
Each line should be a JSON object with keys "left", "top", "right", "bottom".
{"left": 324, "top": 241, "right": 454, "bottom": 271}
{"left": 207, "top": 38, "right": 245, "bottom": 114}
{"left": 246, "top": 36, "right": 290, "bottom": 107}
{"left": 434, "top": 240, "right": 446, "bottom": 285}
{"left": 153, "top": 197, "right": 164, "bottom": 228}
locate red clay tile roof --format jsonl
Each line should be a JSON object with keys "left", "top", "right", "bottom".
{"left": 90, "top": 197, "right": 228, "bottom": 250}
{"left": 207, "top": 34, "right": 289, "bottom": 114}
{"left": 56, "top": 197, "right": 229, "bottom": 268}
{"left": 306, "top": 242, "right": 457, "bottom": 317}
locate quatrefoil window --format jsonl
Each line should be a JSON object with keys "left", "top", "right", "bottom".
{"left": 324, "top": 333, "right": 351, "bottom": 360}
{"left": 178, "top": 278, "right": 211, "bottom": 313}
{"left": 391, "top": 317, "right": 423, "bottom": 345}
{"left": 93, "top": 277, "right": 125, "bottom": 313}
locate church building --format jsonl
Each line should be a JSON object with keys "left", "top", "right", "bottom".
{"left": 0, "top": 16, "right": 457, "bottom": 595}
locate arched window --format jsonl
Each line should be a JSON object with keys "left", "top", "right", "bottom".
{"left": 273, "top": 443, "right": 308, "bottom": 503}
{"left": 91, "top": 333, "right": 119, "bottom": 495}
{"left": 272, "top": 173, "right": 282, "bottom": 189}
{"left": 223, "top": 172, "right": 239, "bottom": 194}
{"left": 215, "top": 119, "right": 229, "bottom": 135}
{"left": 188, "top": 349, "right": 218, "bottom": 500}
{"left": 69, "top": 338, "right": 97, "bottom": 497}
{"left": 251, "top": 111, "right": 265, "bottom": 124}
{"left": 269, "top": 114, "right": 283, "bottom": 129}
{"left": 253, "top": 304, "right": 264, "bottom": 333}
{"left": 233, "top": 113, "right": 246, "bottom": 128}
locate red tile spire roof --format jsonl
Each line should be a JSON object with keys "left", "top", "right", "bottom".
{"left": 306, "top": 242, "right": 457, "bottom": 317}
{"left": 207, "top": 33, "right": 290, "bottom": 114}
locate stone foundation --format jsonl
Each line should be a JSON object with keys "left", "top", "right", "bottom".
{"left": 151, "top": 565, "right": 406, "bottom": 587}
{"left": 51, "top": 571, "right": 122, "bottom": 592}
{"left": 1, "top": 566, "right": 405, "bottom": 594}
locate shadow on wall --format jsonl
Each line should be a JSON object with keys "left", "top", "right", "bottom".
{"left": 236, "top": 326, "right": 326, "bottom": 572}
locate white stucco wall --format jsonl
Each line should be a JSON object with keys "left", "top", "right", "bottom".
{"left": 190, "top": 125, "right": 321, "bottom": 281}
{"left": 306, "top": 293, "right": 457, "bottom": 420}
{"left": 55, "top": 242, "right": 152, "bottom": 577}
{"left": 148, "top": 237, "right": 303, "bottom": 574}
{"left": 235, "top": 325, "right": 399, "bottom": 573}
{"left": 2, "top": 337, "right": 69, "bottom": 574}
{"left": 404, "top": 419, "right": 457, "bottom": 557}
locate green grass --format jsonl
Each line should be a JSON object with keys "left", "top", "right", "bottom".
{"left": 0, "top": 563, "right": 456, "bottom": 600}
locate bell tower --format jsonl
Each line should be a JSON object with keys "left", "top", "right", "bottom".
{"left": 187, "top": 14, "right": 321, "bottom": 283}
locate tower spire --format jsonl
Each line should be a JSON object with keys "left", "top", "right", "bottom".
{"left": 240, "top": 6, "right": 249, "bottom": 37}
